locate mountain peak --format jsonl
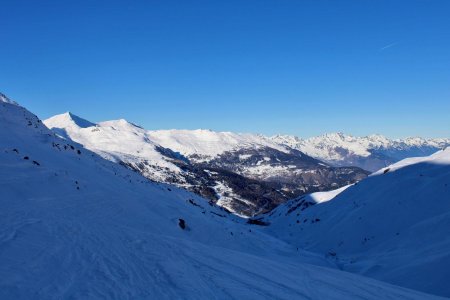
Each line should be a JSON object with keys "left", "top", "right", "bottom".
{"left": 322, "top": 132, "right": 349, "bottom": 140}
{"left": 0, "top": 92, "right": 19, "bottom": 105}
{"left": 45, "top": 112, "right": 96, "bottom": 129}
{"left": 366, "top": 133, "right": 388, "bottom": 140}
{"left": 98, "top": 118, "right": 144, "bottom": 130}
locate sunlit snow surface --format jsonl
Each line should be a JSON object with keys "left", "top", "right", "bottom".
{"left": 45, "top": 113, "right": 290, "bottom": 163}
{"left": 272, "top": 133, "right": 450, "bottom": 172}
{"left": 264, "top": 148, "right": 450, "bottom": 297}
{"left": 45, "top": 113, "right": 182, "bottom": 182}
{"left": 308, "top": 185, "right": 351, "bottom": 204}
{"left": 0, "top": 97, "right": 442, "bottom": 299}
{"left": 44, "top": 112, "right": 369, "bottom": 217}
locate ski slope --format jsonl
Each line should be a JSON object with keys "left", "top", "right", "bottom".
{"left": 0, "top": 97, "right": 442, "bottom": 299}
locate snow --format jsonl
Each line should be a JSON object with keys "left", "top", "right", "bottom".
{"left": 46, "top": 114, "right": 370, "bottom": 215}
{"left": 239, "top": 154, "right": 252, "bottom": 160}
{"left": 263, "top": 148, "right": 450, "bottom": 297}
{"left": 272, "top": 133, "right": 371, "bottom": 159}
{"left": 213, "top": 181, "right": 256, "bottom": 218}
{"left": 43, "top": 114, "right": 302, "bottom": 185}
{"left": 242, "top": 164, "right": 290, "bottom": 178}
{"left": 0, "top": 92, "right": 18, "bottom": 105}
{"left": 272, "top": 133, "right": 450, "bottom": 172}
{"left": 373, "top": 148, "right": 450, "bottom": 176}
{"left": 307, "top": 185, "right": 351, "bottom": 204}
{"left": 44, "top": 113, "right": 450, "bottom": 174}
{"left": 45, "top": 113, "right": 183, "bottom": 182}
{"left": 0, "top": 97, "right": 441, "bottom": 299}
{"left": 148, "top": 129, "right": 290, "bottom": 160}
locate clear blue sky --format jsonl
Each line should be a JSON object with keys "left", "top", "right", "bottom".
{"left": 1, "top": 0, "right": 449, "bottom": 138}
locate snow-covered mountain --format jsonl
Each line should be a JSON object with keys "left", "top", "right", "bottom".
{"left": 45, "top": 112, "right": 184, "bottom": 183}
{"left": 2, "top": 95, "right": 441, "bottom": 299}
{"left": 148, "top": 129, "right": 288, "bottom": 161}
{"left": 262, "top": 148, "right": 450, "bottom": 297}
{"left": 272, "top": 133, "right": 450, "bottom": 172}
{"left": 45, "top": 114, "right": 368, "bottom": 217}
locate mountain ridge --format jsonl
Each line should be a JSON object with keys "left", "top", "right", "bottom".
{"left": 43, "top": 110, "right": 449, "bottom": 216}
{"left": 44, "top": 112, "right": 368, "bottom": 216}
{"left": 272, "top": 132, "right": 450, "bottom": 171}
{"left": 1, "top": 93, "right": 440, "bottom": 299}
{"left": 262, "top": 148, "right": 450, "bottom": 297}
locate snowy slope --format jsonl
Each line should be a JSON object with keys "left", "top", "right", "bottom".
{"left": 272, "top": 133, "right": 450, "bottom": 172}
{"left": 1, "top": 96, "right": 440, "bottom": 299}
{"left": 0, "top": 92, "right": 18, "bottom": 105}
{"left": 263, "top": 149, "right": 450, "bottom": 297}
{"left": 44, "top": 115, "right": 367, "bottom": 216}
{"left": 148, "top": 129, "right": 289, "bottom": 161}
{"left": 45, "top": 113, "right": 183, "bottom": 182}
{"left": 307, "top": 184, "right": 352, "bottom": 204}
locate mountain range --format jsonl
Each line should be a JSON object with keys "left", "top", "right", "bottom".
{"left": 44, "top": 112, "right": 368, "bottom": 216}
{"left": 44, "top": 111, "right": 448, "bottom": 217}
{"left": 2, "top": 93, "right": 444, "bottom": 299}
{"left": 272, "top": 133, "right": 450, "bottom": 172}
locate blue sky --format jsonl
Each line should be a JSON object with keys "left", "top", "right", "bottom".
{"left": 1, "top": 0, "right": 449, "bottom": 138}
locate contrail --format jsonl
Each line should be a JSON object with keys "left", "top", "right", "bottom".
{"left": 379, "top": 42, "right": 398, "bottom": 51}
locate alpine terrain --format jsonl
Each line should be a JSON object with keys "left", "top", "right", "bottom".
{"left": 272, "top": 133, "right": 450, "bottom": 172}
{"left": 262, "top": 147, "right": 450, "bottom": 297}
{"left": 44, "top": 113, "right": 368, "bottom": 217}
{"left": 1, "top": 93, "right": 443, "bottom": 299}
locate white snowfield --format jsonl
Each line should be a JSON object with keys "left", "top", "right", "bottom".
{"left": 45, "top": 113, "right": 181, "bottom": 174}
{"left": 45, "top": 113, "right": 290, "bottom": 162}
{"left": 273, "top": 133, "right": 374, "bottom": 158}
{"left": 45, "top": 113, "right": 303, "bottom": 215}
{"left": 272, "top": 133, "right": 450, "bottom": 172}
{"left": 44, "top": 113, "right": 298, "bottom": 195}
{"left": 45, "top": 112, "right": 449, "bottom": 178}
{"left": 1, "top": 97, "right": 443, "bottom": 299}
{"left": 372, "top": 149, "right": 450, "bottom": 176}
{"left": 308, "top": 184, "right": 352, "bottom": 204}
{"left": 147, "top": 129, "right": 289, "bottom": 159}
{"left": 264, "top": 148, "right": 450, "bottom": 298}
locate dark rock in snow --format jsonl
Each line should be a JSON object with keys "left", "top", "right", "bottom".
{"left": 178, "top": 218, "right": 186, "bottom": 230}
